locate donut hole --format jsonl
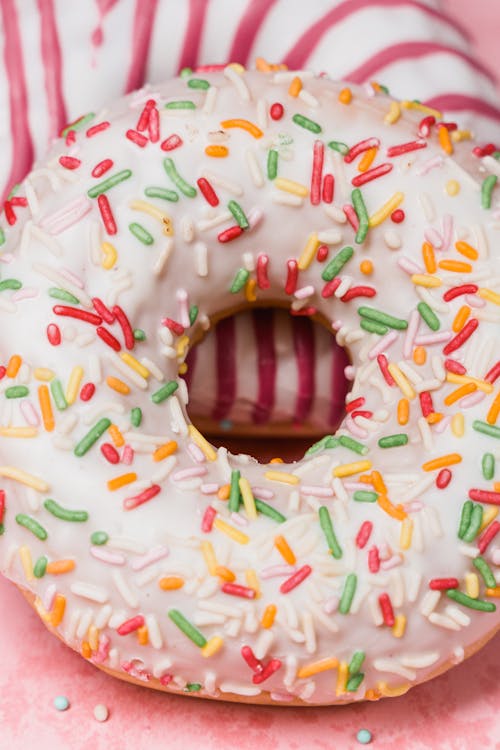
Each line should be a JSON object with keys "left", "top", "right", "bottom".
{"left": 182, "top": 306, "right": 350, "bottom": 463}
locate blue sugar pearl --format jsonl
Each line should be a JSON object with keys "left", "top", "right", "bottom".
{"left": 54, "top": 695, "right": 70, "bottom": 711}
{"left": 357, "top": 729, "right": 373, "bottom": 745}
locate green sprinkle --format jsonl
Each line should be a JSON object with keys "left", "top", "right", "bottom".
{"left": 168, "top": 609, "right": 207, "bottom": 647}
{"left": 339, "top": 573, "right": 357, "bottom": 614}
{"left": 327, "top": 140, "right": 349, "bottom": 155}
{"left": 321, "top": 246, "right": 354, "bottom": 281}
{"left": 481, "top": 174, "right": 497, "bottom": 209}
{"left": 91, "top": 531, "right": 109, "bottom": 546}
{"left": 129, "top": 222, "right": 154, "bottom": 245}
{"left": 33, "top": 555, "right": 48, "bottom": 578}
{"left": 318, "top": 506, "right": 342, "bottom": 559}
{"left": 187, "top": 78, "right": 210, "bottom": 90}
{"left": 339, "top": 435, "right": 368, "bottom": 456}
{"left": 359, "top": 319, "right": 388, "bottom": 335}
{"left": 7, "top": 184, "right": 20, "bottom": 199}
{"left": 130, "top": 408, "right": 142, "bottom": 427}
{"left": 353, "top": 491, "right": 378, "bottom": 503}
{"left": 305, "top": 435, "right": 339, "bottom": 455}
{"left": 358, "top": 306, "right": 408, "bottom": 330}
{"left": 165, "top": 100, "right": 196, "bottom": 110}
{"left": 15, "top": 514, "right": 48, "bottom": 540}
{"left": 473, "top": 556, "right": 497, "bottom": 587}
{"left": 348, "top": 651, "right": 365, "bottom": 675}
{"left": 482, "top": 453, "right": 495, "bottom": 481}
{"left": 5, "top": 386, "right": 29, "bottom": 399}
{"left": 346, "top": 672, "right": 365, "bottom": 692}
{"left": 462, "top": 503, "right": 483, "bottom": 543}
{"left": 163, "top": 158, "right": 197, "bottom": 198}
{"left": 133, "top": 328, "right": 146, "bottom": 341}
{"left": 185, "top": 682, "right": 202, "bottom": 692}
{"left": 0, "top": 279, "right": 22, "bottom": 292}
{"left": 0, "top": 523, "right": 4, "bottom": 535}
{"left": 179, "top": 67, "right": 193, "bottom": 79}
{"left": 48, "top": 287, "right": 79, "bottom": 304}
{"left": 44, "top": 498, "right": 88, "bottom": 523}
{"left": 230, "top": 268, "right": 250, "bottom": 293}
{"left": 87, "top": 169, "right": 132, "bottom": 198}
{"left": 473, "top": 420, "right": 500, "bottom": 439}
{"left": 151, "top": 381, "right": 178, "bottom": 404}
{"left": 228, "top": 470, "right": 241, "bottom": 513}
{"left": 292, "top": 113, "right": 322, "bottom": 134}
{"left": 378, "top": 434, "right": 409, "bottom": 449}
{"left": 267, "top": 149, "right": 278, "bottom": 180}
{"left": 50, "top": 379, "right": 68, "bottom": 411}
{"left": 446, "top": 589, "right": 496, "bottom": 612}
{"left": 493, "top": 151, "right": 500, "bottom": 160}
{"left": 458, "top": 500, "right": 473, "bottom": 540}
{"left": 417, "top": 301, "right": 440, "bottom": 331}
{"left": 0, "top": 227, "right": 5, "bottom": 246}
{"left": 144, "top": 186, "right": 179, "bottom": 202}
{"left": 189, "top": 305, "right": 198, "bottom": 326}
{"left": 352, "top": 188, "right": 369, "bottom": 244}
{"left": 228, "top": 200, "right": 249, "bottom": 229}
{"left": 74, "top": 418, "right": 111, "bottom": 457}
{"left": 254, "top": 497, "right": 286, "bottom": 523}
{"left": 61, "top": 112, "right": 95, "bottom": 137}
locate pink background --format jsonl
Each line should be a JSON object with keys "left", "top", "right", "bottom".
{"left": 1, "top": 2, "right": 500, "bottom": 749}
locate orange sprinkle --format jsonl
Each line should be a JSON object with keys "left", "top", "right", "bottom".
{"left": 6, "top": 354, "right": 22, "bottom": 378}
{"left": 486, "top": 388, "right": 500, "bottom": 425}
{"left": 159, "top": 576, "right": 185, "bottom": 590}
{"left": 38, "top": 385, "right": 55, "bottom": 432}
{"left": 377, "top": 494, "right": 407, "bottom": 521}
{"left": 422, "top": 453, "right": 462, "bottom": 471}
{"left": 338, "top": 87, "right": 352, "bottom": 105}
{"left": 485, "top": 587, "right": 500, "bottom": 598}
{"left": 245, "top": 277, "right": 257, "bottom": 302}
{"left": 261, "top": 603, "right": 277, "bottom": 629}
{"left": 371, "top": 470, "right": 387, "bottom": 495}
{"left": 288, "top": 75, "right": 303, "bottom": 97}
{"left": 397, "top": 398, "right": 409, "bottom": 426}
{"left": 107, "top": 472, "right": 137, "bottom": 491}
{"left": 274, "top": 535, "right": 296, "bottom": 565}
{"left": 137, "top": 625, "right": 149, "bottom": 645}
{"left": 427, "top": 412, "right": 443, "bottom": 424}
{"left": 365, "top": 689, "right": 382, "bottom": 701}
{"left": 358, "top": 147, "right": 377, "bottom": 172}
{"left": 49, "top": 594, "right": 66, "bottom": 626}
{"left": 444, "top": 382, "right": 476, "bottom": 406}
{"left": 422, "top": 242, "right": 436, "bottom": 274}
{"left": 106, "top": 375, "right": 130, "bottom": 395}
{"left": 359, "top": 474, "right": 374, "bottom": 485}
{"left": 455, "top": 241, "right": 479, "bottom": 260}
{"left": 46, "top": 559, "right": 75, "bottom": 575}
{"left": 438, "top": 125, "right": 453, "bottom": 155}
{"left": 269, "top": 457, "right": 284, "bottom": 464}
{"left": 452, "top": 305, "right": 470, "bottom": 333}
{"left": 108, "top": 424, "right": 124, "bottom": 447}
{"left": 216, "top": 565, "right": 236, "bottom": 582}
{"left": 413, "top": 346, "right": 426, "bottom": 365}
{"left": 255, "top": 57, "right": 272, "bottom": 72}
{"left": 153, "top": 440, "right": 178, "bottom": 462}
{"left": 220, "top": 118, "right": 263, "bottom": 139}
{"left": 438, "top": 259, "right": 472, "bottom": 273}
{"left": 217, "top": 483, "right": 230, "bottom": 500}
{"left": 359, "top": 259, "right": 373, "bottom": 275}
{"left": 205, "top": 144, "right": 229, "bottom": 158}
{"left": 81, "top": 641, "right": 92, "bottom": 659}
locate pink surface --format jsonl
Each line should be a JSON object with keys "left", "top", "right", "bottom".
{"left": 1, "top": 3, "right": 500, "bottom": 750}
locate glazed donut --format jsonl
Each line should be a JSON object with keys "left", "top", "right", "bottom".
{"left": 1, "top": 67, "right": 500, "bottom": 706}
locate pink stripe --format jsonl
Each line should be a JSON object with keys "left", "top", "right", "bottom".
{"left": 330, "top": 337, "right": 349, "bottom": 428}
{"left": 252, "top": 309, "right": 276, "bottom": 424}
{"left": 282, "top": 0, "right": 471, "bottom": 70}
{"left": 212, "top": 316, "right": 236, "bottom": 421}
{"left": 424, "top": 93, "right": 500, "bottom": 124}
{"left": 37, "top": 0, "right": 67, "bottom": 139}
{"left": 346, "top": 41, "right": 497, "bottom": 86}
{"left": 228, "top": 0, "right": 281, "bottom": 67}
{"left": 292, "top": 316, "right": 315, "bottom": 424}
{"left": 0, "top": 0, "right": 34, "bottom": 203}
{"left": 125, "top": 0, "right": 159, "bottom": 93}
{"left": 177, "top": 0, "right": 209, "bottom": 72}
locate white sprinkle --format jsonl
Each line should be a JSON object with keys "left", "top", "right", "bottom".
{"left": 298, "top": 89, "right": 319, "bottom": 107}
{"left": 197, "top": 210, "right": 232, "bottom": 231}
{"left": 223, "top": 65, "right": 251, "bottom": 101}
{"left": 30, "top": 223, "right": 63, "bottom": 257}
{"left": 323, "top": 204, "right": 347, "bottom": 224}
{"left": 373, "top": 658, "right": 416, "bottom": 681}
{"left": 202, "top": 86, "right": 218, "bottom": 115}
{"left": 70, "top": 582, "right": 109, "bottom": 603}
{"left": 145, "top": 613, "right": 163, "bottom": 649}
{"left": 271, "top": 192, "right": 303, "bottom": 207}
{"left": 256, "top": 97, "right": 267, "bottom": 129}
{"left": 76, "top": 609, "right": 93, "bottom": 640}
{"left": 429, "top": 612, "right": 460, "bottom": 631}
{"left": 112, "top": 569, "right": 138, "bottom": 608}
{"left": 420, "top": 589, "right": 440, "bottom": 617}
{"left": 245, "top": 149, "right": 264, "bottom": 188}
{"left": 219, "top": 682, "right": 260, "bottom": 697}
{"left": 201, "top": 169, "right": 243, "bottom": 196}
{"left": 32, "top": 262, "right": 92, "bottom": 307}
{"left": 400, "top": 651, "right": 439, "bottom": 669}
{"left": 153, "top": 238, "right": 174, "bottom": 276}
{"left": 94, "top": 605, "right": 113, "bottom": 629}
{"left": 317, "top": 228, "right": 343, "bottom": 244}
{"left": 384, "top": 229, "right": 402, "bottom": 250}
{"left": 445, "top": 605, "right": 471, "bottom": 627}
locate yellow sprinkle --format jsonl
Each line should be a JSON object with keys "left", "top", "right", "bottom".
{"left": 421, "top": 453, "right": 462, "bottom": 472}
{"left": 438, "top": 259, "right": 472, "bottom": 273}
{"left": 479, "top": 505, "right": 498, "bottom": 532}
{"left": 411, "top": 274, "right": 442, "bottom": 288}
{"left": 274, "top": 177, "right": 309, "bottom": 197}
{"left": 392, "top": 614, "right": 407, "bottom": 638}
{"left": 297, "top": 657, "right": 339, "bottom": 679}
{"left": 336, "top": 661, "right": 348, "bottom": 696}
{"left": 6, "top": 354, "right": 22, "bottom": 378}
{"left": 444, "top": 382, "right": 476, "bottom": 406}
{"left": 0, "top": 427, "right": 37, "bottom": 438}
{"left": 478, "top": 288, "right": 500, "bottom": 306}
{"left": 274, "top": 535, "right": 296, "bottom": 565}
{"left": 153, "top": 440, "right": 178, "bottom": 462}
{"left": 227, "top": 62, "right": 245, "bottom": 74}
{"left": 46, "top": 559, "right": 75, "bottom": 575}
{"left": 213, "top": 517, "right": 249, "bottom": 545}
{"left": 288, "top": 75, "right": 303, "bottom": 97}
{"left": 399, "top": 518, "right": 413, "bottom": 550}
{"left": 33, "top": 368, "right": 55, "bottom": 381}
{"left": 108, "top": 424, "right": 124, "bottom": 447}
{"left": 220, "top": 118, "right": 263, "bottom": 139}
{"left": 106, "top": 375, "right": 130, "bottom": 395}
{"left": 338, "top": 88, "right": 352, "bottom": 105}
{"left": 245, "top": 569, "right": 260, "bottom": 598}
{"left": 451, "top": 129, "right": 472, "bottom": 142}
{"left": 130, "top": 200, "right": 173, "bottom": 236}
{"left": 158, "top": 576, "right": 184, "bottom": 590}
{"left": 101, "top": 241, "right": 117, "bottom": 269}
{"left": 137, "top": 625, "right": 149, "bottom": 646}
{"left": 377, "top": 681, "right": 410, "bottom": 697}
{"left": 49, "top": 593, "right": 66, "bottom": 627}
{"left": 451, "top": 412, "right": 465, "bottom": 437}
{"left": 446, "top": 372, "right": 493, "bottom": 394}
{"left": 413, "top": 346, "right": 427, "bottom": 365}
{"left": 65, "top": 366, "right": 84, "bottom": 405}
{"left": 176, "top": 335, "right": 190, "bottom": 358}
{"left": 358, "top": 147, "right": 377, "bottom": 172}
{"left": 201, "top": 636, "right": 224, "bottom": 658}
{"left": 188, "top": 424, "right": 217, "bottom": 461}
{"left": 264, "top": 470, "right": 300, "bottom": 485}
{"left": 368, "top": 192, "right": 404, "bottom": 227}
{"left": 333, "top": 460, "right": 372, "bottom": 478}
{"left": 38, "top": 385, "right": 55, "bottom": 432}
{"left": 400, "top": 100, "right": 442, "bottom": 118}
{"left": 245, "top": 277, "right": 257, "bottom": 302}
{"left": 452, "top": 305, "right": 470, "bottom": 333}
{"left": 378, "top": 494, "right": 407, "bottom": 521}
{"left": 465, "top": 572, "right": 479, "bottom": 599}
{"left": 205, "top": 144, "right": 229, "bottom": 158}
{"left": 239, "top": 476, "right": 257, "bottom": 520}
{"left": 107, "top": 472, "right": 137, "bottom": 491}
{"left": 19, "top": 545, "right": 34, "bottom": 581}
{"left": 34, "top": 596, "right": 50, "bottom": 623}
{"left": 178, "top": 362, "right": 188, "bottom": 375}
{"left": 297, "top": 232, "right": 319, "bottom": 271}
{"left": 455, "top": 241, "right": 478, "bottom": 260}
{"left": 0, "top": 466, "right": 48, "bottom": 492}
{"left": 397, "top": 398, "right": 409, "bottom": 426}
{"left": 88, "top": 624, "right": 99, "bottom": 651}
{"left": 387, "top": 363, "right": 416, "bottom": 400}
{"left": 384, "top": 101, "right": 401, "bottom": 124}
{"left": 445, "top": 179, "right": 460, "bottom": 196}
{"left": 201, "top": 540, "right": 217, "bottom": 576}
{"left": 438, "top": 125, "right": 453, "bottom": 155}
{"left": 261, "top": 604, "right": 277, "bottom": 629}
{"left": 119, "top": 352, "right": 150, "bottom": 379}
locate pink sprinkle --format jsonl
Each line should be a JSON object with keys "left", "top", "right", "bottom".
{"left": 260, "top": 564, "right": 296, "bottom": 580}
{"left": 176, "top": 288, "right": 190, "bottom": 328}
{"left": 403, "top": 309, "right": 420, "bottom": 359}
{"left": 416, "top": 155, "right": 444, "bottom": 176}
{"left": 466, "top": 294, "right": 485, "bottom": 309}
{"left": 60, "top": 267, "right": 85, "bottom": 289}
{"left": 200, "top": 483, "right": 219, "bottom": 495}
{"left": 247, "top": 207, "right": 263, "bottom": 231}
{"left": 492, "top": 549, "right": 500, "bottom": 566}
{"left": 202, "top": 505, "right": 217, "bottom": 532}
{"left": 42, "top": 583, "right": 57, "bottom": 611}
{"left": 368, "top": 546, "right": 380, "bottom": 573}
{"left": 123, "top": 484, "right": 161, "bottom": 511}
{"left": 345, "top": 415, "right": 368, "bottom": 439}
{"left": 11, "top": 287, "right": 37, "bottom": 302}
{"left": 380, "top": 554, "right": 403, "bottom": 570}
{"left": 434, "top": 415, "right": 451, "bottom": 434}
{"left": 251, "top": 487, "right": 274, "bottom": 500}
{"left": 172, "top": 467, "right": 207, "bottom": 481}
{"left": 131, "top": 545, "right": 169, "bottom": 571}
{"left": 93, "top": 634, "right": 111, "bottom": 664}
{"left": 424, "top": 227, "right": 443, "bottom": 249}
{"left": 187, "top": 442, "right": 206, "bottom": 464}
{"left": 294, "top": 284, "right": 315, "bottom": 300}
{"left": 90, "top": 546, "right": 126, "bottom": 566}
{"left": 460, "top": 390, "right": 486, "bottom": 409}
{"left": 368, "top": 330, "right": 398, "bottom": 360}
{"left": 230, "top": 512, "right": 248, "bottom": 527}
{"left": 414, "top": 331, "right": 452, "bottom": 346}
{"left": 300, "top": 485, "right": 334, "bottom": 497}
{"left": 398, "top": 256, "right": 423, "bottom": 275}
{"left": 323, "top": 595, "right": 339, "bottom": 614}
{"left": 40, "top": 196, "right": 92, "bottom": 235}
{"left": 441, "top": 214, "right": 453, "bottom": 252}
{"left": 280, "top": 564, "right": 312, "bottom": 594}
{"left": 356, "top": 521, "right": 373, "bottom": 549}
{"left": 121, "top": 444, "right": 134, "bottom": 465}
{"left": 117, "top": 615, "right": 145, "bottom": 635}
{"left": 20, "top": 401, "right": 40, "bottom": 427}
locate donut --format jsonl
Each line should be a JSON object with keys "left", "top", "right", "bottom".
{"left": 0, "top": 66, "right": 499, "bottom": 706}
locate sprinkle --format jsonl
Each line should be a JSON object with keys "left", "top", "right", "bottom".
{"left": 446, "top": 589, "right": 496, "bottom": 612}
{"left": 429, "top": 578, "right": 459, "bottom": 590}
{"left": 168, "top": 609, "right": 207, "bottom": 647}
{"left": 0, "top": 466, "right": 48, "bottom": 492}
{"left": 318, "top": 506, "right": 343, "bottom": 558}
{"left": 280, "top": 564, "right": 312, "bottom": 594}
{"left": 213, "top": 517, "right": 249, "bottom": 545}
{"left": 351, "top": 189, "right": 369, "bottom": 244}
{"left": 378, "top": 593, "right": 395, "bottom": 626}
{"left": 87, "top": 170, "right": 132, "bottom": 198}
{"left": 338, "top": 87, "right": 352, "bottom": 104}
{"left": 352, "top": 163, "right": 393, "bottom": 187}
{"left": 222, "top": 583, "right": 256, "bottom": 599}
{"left": 417, "top": 301, "right": 440, "bottom": 331}
{"left": 128, "top": 222, "right": 154, "bottom": 245}
{"left": 90, "top": 531, "right": 108, "bottom": 545}
{"left": 44, "top": 499, "right": 88, "bottom": 522}
{"left": 159, "top": 576, "right": 184, "bottom": 590}
{"left": 254, "top": 498, "right": 286, "bottom": 523}
{"left": 218, "top": 225, "right": 243, "bottom": 243}
{"left": 358, "top": 306, "right": 408, "bottom": 330}
{"left": 473, "top": 556, "right": 497, "bottom": 587}
{"left": 117, "top": 615, "right": 145, "bottom": 635}
{"left": 297, "top": 657, "right": 339, "bottom": 679}
{"left": 334, "top": 461, "right": 372, "bottom": 478}
{"left": 163, "top": 158, "right": 197, "bottom": 197}
{"left": 356, "top": 729, "right": 373, "bottom": 745}
{"left": 151, "top": 380, "right": 178, "bottom": 404}
{"left": 356, "top": 521, "right": 373, "bottom": 548}
{"left": 53, "top": 696, "right": 70, "bottom": 712}
{"left": 422, "top": 454, "right": 462, "bottom": 471}
{"left": 252, "top": 659, "right": 282, "bottom": 685}
{"left": 196, "top": 177, "right": 219, "bottom": 207}
{"left": 261, "top": 604, "right": 277, "bottom": 629}
{"left": 270, "top": 102, "right": 284, "bottom": 120}
{"left": 228, "top": 470, "right": 242, "bottom": 512}
{"left": 473, "top": 421, "right": 500, "bottom": 440}
{"left": 481, "top": 175, "right": 497, "bottom": 209}
{"left": 123, "top": 484, "right": 161, "bottom": 511}
{"left": 46, "top": 559, "right": 75, "bottom": 575}
{"left": 187, "top": 425, "right": 217, "bottom": 461}
{"left": 378, "top": 434, "right": 408, "bottom": 449}
{"left": 228, "top": 200, "right": 249, "bottom": 228}
{"left": 274, "top": 177, "right": 309, "bottom": 197}
{"left": 274, "top": 535, "right": 296, "bottom": 565}
{"left": 220, "top": 119, "right": 263, "bottom": 138}
{"left": 165, "top": 100, "right": 196, "bottom": 110}
{"left": 15, "top": 514, "right": 48, "bottom": 540}
{"left": 205, "top": 144, "right": 228, "bottom": 158}
{"left": 97, "top": 194, "right": 117, "bottom": 235}
{"left": 292, "top": 113, "right": 322, "bottom": 134}
{"left": 339, "top": 574, "right": 357, "bottom": 614}
{"left": 321, "top": 245, "right": 354, "bottom": 281}
{"left": 264, "top": 470, "right": 300, "bottom": 485}
{"left": 353, "top": 491, "right": 378, "bottom": 503}
{"left": 478, "top": 520, "right": 500, "bottom": 553}
{"left": 93, "top": 704, "right": 109, "bottom": 723}
{"left": 74, "top": 418, "right": 111, "bottom": 457}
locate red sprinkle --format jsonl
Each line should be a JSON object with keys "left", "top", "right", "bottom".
{"left": 346, "top": 397, "right": 365, "bottom": 413}
{"left": 442, "top": 318, "right": 478, "bottom": 355}
{"left": 343, "top": 204, "right": 359, "bottom": 231}
{"left": 161, "top": 134, "right": 183, "bottom": 151}
{"left": 96, "top": 326, "right": 122, "bottom": 352}
{"left": 3, "top": 202, "right": 16, "bottom": 225}
{"left": 58, "top": 156, "right": 81, "bottom": 170}
{"left": 386, "top": 139, "right": 427, "bottom": 157}
{"left": 197, "top": 177, "right": 219, "bottom": 207}
{"left": 86, "top": 121, "right": 110, "bottom": 137}
{"left": 419, "top": 391, "right": 434, "bottom": 418}
{"left": 252, "top": 658, "right": 282, "bottom": 684}
{"left": 47, "top": 323, "right": 61, "bottom": 346}
{"left": 280, "top": 564, "right": 312, "bottom": 594}
{"left": 444, "top": 358, "right": 467, "bottom": 376}
{"left": 485, "top": 361, "right": 500, "bottom": 384}
{"left": 126, "top": 129, "right": 148, "bottom": 147}
{"left": 322, "top": 173, "right": 334, "bottom": 203}
{"left": 350, "top": 410, "right": 373, "bottom": 420}
{"left": 92, "top": 297, "right": 115, "bottom": 324}
{"left": 468, "top": 488, "right": 500, "bottom": 505}
{"left": 136, "top": 99, "right": 155, "bottom": 131}
{"left": 53, "top": 305, "right": 102, "bottom": 326}
{"left": 218, "top": 225, "right": 243, "bottom": 243}
{"left": 341, "top": 285, "right": 376, "bottom": 302}
{"left": 377, "top": 354, "right": 395, "bottom": 386}
{"left": 101, "top": 443, "right": 120, "bottom": 464}
{"left": 351, "top": 163, "right": 393, "bottom": 187}
{"left": 10, "top": 197, "right": 27, "bottom": 207}
{"left": 256, "top": 254, "right": 270, "bottom": 289}
{"left": 97, "top": 194, "right": 117, "bottom": 235}
{"left": 148, "top": 107, "right": 160, "bottom": 143}
{"left": 0, "top": 490, "right": 5, "bottom": 525}
{"left": 437, "top": 121, "right": 457, "bottom": 132}
{"left": 378, "top": 592, "right": 395, "bottom": 626}
{"left": 117, "top": 615, "right": 145, "bottom": 635}
{"left": 221, "top": 583, "right": 256, "bottom": 599}
{"left": 201, "top": 506, "right": 216, "bottom": 533}
{"left": 316, "top": 244, "right": 329, "bottom": 263}
{"left": 473, "top": 143, "right": 498, "bottom": 158}
{"left": 391, "top": 209, "right": 405, "bottom": 223}
{"left": 310, "top": 140, "right": 324, "bottom": 205}
{"left": 478, "top": 520, "right": 500, "bottom": 553}
{"left": 123, "top": 484, "right": 161, "bottom": 511}
{"left": 429, "top": 578, "right": 459, "bottom": 590}
{"left": 241, "top": 645, "right": 263, "bottom": 673}
{"left": 65, "top": 130, "right": 76, "bottom": 146}
{"left": 321, "top": 277, "right": 341, "bottom": 298}
{"left": 285, "top": 259, "right": 299, "bottom": 295}
{"left": 368, "top": 546, "right": 380, "bottom": 573}
{"left": 80, "top": 382, "right": 96, "bottom": 402}
{"left": 443, "top": 284, "right": 478, "bottom": 302}
{"left": 436, "top": 468, "right": 452, "bottom": 489}
{"left": 355, "top": 521, "right": 373, "bottom": 549}
{"left": 344, "top": 137, "right": 380, "bottom": 164}
{"left": 112, "top": 305, "right": 135, "bottom": 350}
{"left": 92, "top": 159, "right": 114, "bottom": 178}
{"left": 290, "top": 306, "right": 316, "bottom": 317}
{"left": 0, "top": 366, "right": 6, "bottom": 380}
{"left": 418, "top": 115, "right": 436, "bottom": 137}
{"left": 162, "top": 317, "right": 185, "bottom": 336}
{"left": 270, "top": 102, "right": 284, "bottom": 120}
